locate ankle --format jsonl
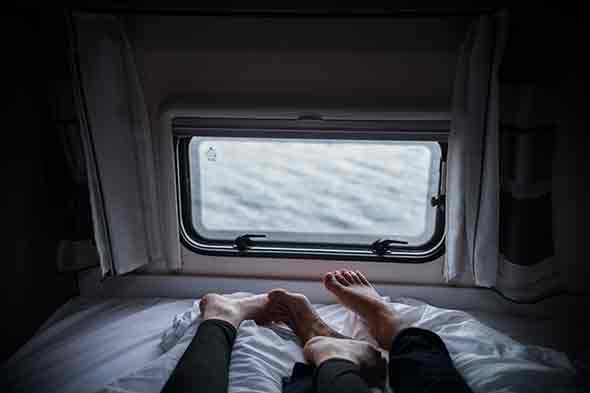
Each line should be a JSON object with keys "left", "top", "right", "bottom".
{"left": 202, "top": 307, "right": 243, "bottom": 329}
{"left": 200, "top": 294, "right": 244, "bottom": 329}
{"left": 304, "top": 337, "right": 381, "bottom": 370}
{"left": 304, "top": 337, "right": 353, "bottom": 366}
{"left": 369, "top": 310, "right": 400, "bottom": 351}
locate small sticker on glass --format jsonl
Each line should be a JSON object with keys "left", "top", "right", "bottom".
{"left": 206, "top": 146, "right": 217, "bottom": 162}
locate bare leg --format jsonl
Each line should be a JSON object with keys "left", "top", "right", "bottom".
{"left": 323, "top": 270, "right": 400, "bottom": 350}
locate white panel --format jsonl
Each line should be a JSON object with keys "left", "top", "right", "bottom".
{"left": 179, "top": 246, "right": 447, "bottom": 284}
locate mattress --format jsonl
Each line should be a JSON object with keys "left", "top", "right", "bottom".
{"left": 0, "top": 295, "right": 585, "bottom": 393}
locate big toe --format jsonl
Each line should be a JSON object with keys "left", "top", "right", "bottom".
{"left": 324, "top": 272, "right": 344, "bottom": 293}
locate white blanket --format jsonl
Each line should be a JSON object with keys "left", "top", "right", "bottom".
{"left": 0, "top": 296, "right": 583, "bottom": 393}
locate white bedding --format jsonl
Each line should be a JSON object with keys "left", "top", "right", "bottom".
{"left": 0, "top": 295, "right": 584, "bottom": 393}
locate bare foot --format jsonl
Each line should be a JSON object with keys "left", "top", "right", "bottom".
{"left": 268, "top": 289, "right": 347, "bottom": 344}
{"left": 199, "top": 293, "right": 270, "bottom": 329}
{"left": 304, "top": 336, "right": 387, "bottom": 387}
{"left": 323, "top": 270, "right": 400, "bottom": 350}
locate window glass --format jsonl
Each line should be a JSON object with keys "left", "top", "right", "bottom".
{"left": 188, "top": 137, "right": 441, "bottom": 246}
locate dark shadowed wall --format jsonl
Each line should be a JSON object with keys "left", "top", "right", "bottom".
{"left": 0, "top": 12, "right": 79, "bottom": 362}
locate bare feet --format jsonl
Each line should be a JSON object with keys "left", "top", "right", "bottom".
{"left": 268, "top": 289, "right": 347, "bottom": 344}
{"left": 199, "top": 293, "right": 271, "bottom": 329}
{"left": 323, "top": 270, "right": 400, "bottom": 350}
{"left": 304, "top": 336, "right": 387, "bottom": 387}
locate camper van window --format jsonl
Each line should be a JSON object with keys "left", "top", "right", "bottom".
{"left": 175, "top": 119, "right": 446, "bottom": 262}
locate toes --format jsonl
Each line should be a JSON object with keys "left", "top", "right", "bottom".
{"left": 324, "top": 272, "right": 345, "bottom": 292}
{"left": 355, "top": 270, "right": 370, "bottom": 286}
{"left": 333, "top": 271, "right": 349, "bottom": 287}
{"left": 348, "top": 271, "right": 362, "bottom": 285}
{"left": 342, "top": 270, "right": 356, "bottom": 285}
{"left": 262, "top": 292, "right": 291, "bottom": 324}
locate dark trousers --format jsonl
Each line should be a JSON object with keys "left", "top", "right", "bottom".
{"left": 161, "top": 319, "right": 236, "bottom": 393}
{"left": 161, "top": 321, "right": 472, "bottom": 393}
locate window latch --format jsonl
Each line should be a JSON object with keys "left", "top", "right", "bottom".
{"left": 370, "top": 238, "right": 408, "bottom": 256}
{"left": 234, "top": 234, "right": 266, "bottom": 251}
{"left": 431, "top": 195, "right": 445, "bottom": 207}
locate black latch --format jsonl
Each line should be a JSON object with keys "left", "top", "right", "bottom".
{"left": 370, "top": 238, "right": 409, "bottom": 256}
{"left": 431, "top": 195, "right": 445, "bottom": 207}
{"left": 234, "top": 234, "right": 266, "bottom": 251}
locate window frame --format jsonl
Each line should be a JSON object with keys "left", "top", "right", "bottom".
{"left": 175, "top": 117, "right": 447, "bottom": 263}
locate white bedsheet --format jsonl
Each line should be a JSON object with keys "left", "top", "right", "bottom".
{"left": 0, "top": 295, "right": 584, "bottom": 393}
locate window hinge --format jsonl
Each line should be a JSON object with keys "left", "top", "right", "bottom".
{"left": 370, "top": 238, "right": 409, "bottom": 256}
{"left": 234, "top": 234, "right": 266, "bottom": 251}
{"left": 431, "top": 195, "right": 445, "bottom": 207}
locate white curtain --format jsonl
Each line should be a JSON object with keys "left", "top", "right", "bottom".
{"left": 73, "top": 13, "right": 163, "bottom": 275}
{"left": 445, "top": 12, "right": 509, "bottom": 286}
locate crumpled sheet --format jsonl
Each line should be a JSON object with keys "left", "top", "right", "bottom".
{"left": 0, "top": 295, "right": 584, "bottom": 393}
{"left": 103, "top": 295, "right": 583, "bottom": 393}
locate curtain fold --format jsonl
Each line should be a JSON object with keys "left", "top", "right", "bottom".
{"left": 445, "top": 12, "right": 509, "bottom": 286}
{"left": 72, "top": 13, "right": 163, "bottom": 275}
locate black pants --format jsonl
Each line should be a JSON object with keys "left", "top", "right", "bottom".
{"left": 161, "top": 320, "right": 472, "bottom": 393}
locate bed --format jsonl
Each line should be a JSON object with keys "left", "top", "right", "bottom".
{"left": 1, "top": 293, "right": 587, "bottom": 393}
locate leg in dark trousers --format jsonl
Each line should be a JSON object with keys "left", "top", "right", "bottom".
{"left": 269, "top": 290, "right": 379, "bottom": 393}
{"left": 314, "top": 359, "right": 372, "bottom": 393}
{"left": 388, "top": 327, "right": 473, "bottom": 393}
{"left": 161, "top": 319, "right": 236, "bottom": 393}
{"left": 320, "top": 270, "right": 473, "bottom": 393}
{"left": 160, "top": 293, "right": 269, "bottom": 393}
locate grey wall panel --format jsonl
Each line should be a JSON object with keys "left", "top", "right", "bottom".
{"left": 123, "top": 16, "right": 469, "bottom": 128}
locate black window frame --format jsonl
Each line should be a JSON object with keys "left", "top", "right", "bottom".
{"left": 174, "top": 116, "right": 447, "bottom": 263}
